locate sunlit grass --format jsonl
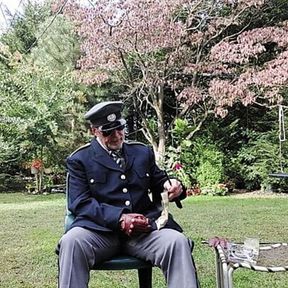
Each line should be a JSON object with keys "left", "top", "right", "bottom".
{"left": 0, "top": 193, "right": 287, "bottom": 287}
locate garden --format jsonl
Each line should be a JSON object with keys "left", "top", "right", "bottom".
{"left": 1, "top": 0, "right": 288, "bottom": 196}
{"left": 1, "top": 1, "right": 288, "bottom": 287}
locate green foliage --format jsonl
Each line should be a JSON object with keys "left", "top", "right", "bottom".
{"left": 0, "top": 0, "right": 287, "bottom": 195}
{"left": 200, "top": 184, "right": 228, "bottom": 196}
{"left": 193, "top": 140, "right": 225, "bottom": 191}
{"left": 0, "top": 174, "right": 27, "bottom": 192}
{"left": 164, "top": 119, "right": 194, "bottom": 188}
{"left": 0, "top": 1, "right": 87, "bottom": 186}
{"left": 200, "top": 104, "right": 285, "bottom": 191}
{"left": 172, "top": 118, "right": 193, "bottom": 138}
{"left": 0, "top": 137, "right": 20, "bottom": 173}
{"left": 0, "top": 1, "right": 51, "bottom": 53}
{"left": 0, "top": 59, "right": 87, "bottom": 176}
{"left": 231, "top": 132, "right": 284, "bottom": 191}
{"left": 147, "top": 117, "right": 158, "bottom": 137}
{"left": 30, "top": 15, "right": 80, "bottom": 71}
{"left": 166, "top": 118, "right": 225, "bottom": 193}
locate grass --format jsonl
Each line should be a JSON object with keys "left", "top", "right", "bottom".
{"left": 0, "top": 192, "right": 288, "bottom": 288}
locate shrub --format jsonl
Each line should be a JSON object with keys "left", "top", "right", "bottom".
{"left": 230, "top": 132, "right": 285, "bottom": 191}
{"left": 0, "top": 174, "right": 29, "bottom": 192}
{"left": 193, "top": 140, "right": 225, "bottom": 191}
{"left": 166, "top": 119, "right": 225, "bottom": 193}
{"left": 201, "top": 183, "right": 228, "bottom": 196}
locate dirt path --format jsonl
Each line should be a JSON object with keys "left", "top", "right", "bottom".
{"left": 228, "top": 189, "right": 288, "bottom": 198}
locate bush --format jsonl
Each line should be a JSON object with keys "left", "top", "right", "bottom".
{"left": 230, "top": 132, "right": 286, "bottom": 191}
{"left": 201, "top": 183, "right": 228, "bottom": 196}
{"left": 166, "top": 119, "right": 225, "bottom": 193}
{"left": 0, "top": 174, "right": 29, "bottom": 192}
{"left": 193, "top": 140, "right": 225, "bottom": 192}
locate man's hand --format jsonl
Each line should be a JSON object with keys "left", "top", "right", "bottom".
{"left": 119, "top": 213, "right": 151, "bottom": 237}
{"left": 163, "top": 179, "right": 183, "bottom": 201}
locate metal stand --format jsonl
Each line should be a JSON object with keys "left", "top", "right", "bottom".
{"left": 214, "top": 243, "right": 288, "bottom": 288}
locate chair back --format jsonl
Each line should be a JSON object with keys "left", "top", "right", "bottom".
{"left": 64, "top": 179, "right": 75, "bottom": 232}
{"left": 64, "top": 210, "right": 75, "bottom": 232}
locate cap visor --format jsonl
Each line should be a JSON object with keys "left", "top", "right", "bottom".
{"left": 99, "top": 119, "right": 126, "bottom": 132}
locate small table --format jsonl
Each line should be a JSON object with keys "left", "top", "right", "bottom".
{"left": 214, "top": 243, "right": 288, "bottom": 288}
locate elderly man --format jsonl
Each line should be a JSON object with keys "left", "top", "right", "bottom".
{"left": 57, "top": 101, "right": 199, "bottom": 288}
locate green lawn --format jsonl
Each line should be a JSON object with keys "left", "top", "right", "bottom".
{"left": 0, "top": 192, "right": 288, "bottom": 288}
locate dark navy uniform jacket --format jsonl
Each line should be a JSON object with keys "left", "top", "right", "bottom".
{"left": 67, "top": 138, "right": 186, "bottom": 233}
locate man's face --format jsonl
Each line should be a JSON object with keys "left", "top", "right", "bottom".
{"left": 93, "top": 126, "right": 125, "bottom": 151}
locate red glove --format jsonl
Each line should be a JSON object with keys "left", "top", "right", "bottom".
{"left": 119, "top": 213, "right": 151, "bottom": 237}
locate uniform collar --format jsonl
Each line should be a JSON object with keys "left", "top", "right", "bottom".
{"left": 91, "top": 138, "right": 134, "bottom": 171}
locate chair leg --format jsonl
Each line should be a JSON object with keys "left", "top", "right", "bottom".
{"left": 138, "top": 267, "right": 152, "bottom": 288}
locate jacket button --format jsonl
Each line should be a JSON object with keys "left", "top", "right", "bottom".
{"left": 90, "top": 179, "right": 95, "bottom": 183}
{"left": 120, "top": 174, "right": 126, "bottom": 180}
{"left": 125, "top": 200, "right": 130, "bottom": 206}
{"left": 146, "top": 173, "right": 150, "bottom": 177}
{"left": 122, "top": 188, "right": 128, "bottom": 193}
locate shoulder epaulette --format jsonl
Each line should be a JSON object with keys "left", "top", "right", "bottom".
{"left": 69, "top": 143, "right": 91, "bottom": 157}
{"left": 125, "top": 140, "right": 146, "bottom": 146}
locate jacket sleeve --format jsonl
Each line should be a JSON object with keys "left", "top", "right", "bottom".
{"left": 66, "top": 157, "right": 127, "bottom": 230}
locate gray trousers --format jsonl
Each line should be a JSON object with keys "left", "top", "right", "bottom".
{"left": 58, "top": 227, "right": 199, "bottom": 288}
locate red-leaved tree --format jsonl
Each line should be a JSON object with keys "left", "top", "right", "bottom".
{"left": 56, "top": 0, "right": 288, "bottom": 161}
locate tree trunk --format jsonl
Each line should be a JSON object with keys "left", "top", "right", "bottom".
{"left": 153, "top": 83, "right": 166, "bottom": 164}
{"left": 138, "top": 84, "right": 166, "bottom": 165}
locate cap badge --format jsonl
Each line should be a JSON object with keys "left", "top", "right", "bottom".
{"left": 107, "top": 113, "right": 116, "bottom": 122}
